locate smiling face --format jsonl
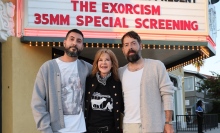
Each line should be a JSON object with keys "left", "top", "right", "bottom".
{"left": 98, "top": 53, "right": 113, "bottom": 78}
{"left": 63, "top": 32, "right": 84, "bottom": 57}
{"left": 122, "top": 36, "right": 142, "bottom": 63}
{"left": 91, "top": 49, "right": 119, "bottom": 81}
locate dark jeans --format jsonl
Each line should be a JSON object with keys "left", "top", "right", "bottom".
{"left": 86, "top": 126, "right": 115, "bottom": 133}
{"left": 197, "top": 116, "right": 203, "bottom": 133}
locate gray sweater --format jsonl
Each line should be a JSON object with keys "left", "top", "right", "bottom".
{"left": 118, "top": 59, "right": 175, "bottom": 132}
{"left": 31, "top": 59, "right": 92, "bottom": 133}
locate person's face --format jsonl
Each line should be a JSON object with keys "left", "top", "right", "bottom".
{"left": 63, "top": 32, "right": 83, "bottom": 57}
{"left": 122, "top": 36, "right": 142, "bottom": 63}
{"left": 98, "top": 53, "right": 112, "bottom": 77}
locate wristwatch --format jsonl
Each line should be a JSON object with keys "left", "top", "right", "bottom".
{"left": 165, "top": 121, "right": 173, "bottom": 125}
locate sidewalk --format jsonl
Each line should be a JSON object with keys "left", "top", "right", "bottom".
{"left": 178, "top": 123, "right": 220, "bottom": 133}
{"left": 178, "top": 127, "right": 219, "bottom": 133}
{"left": 204, "top": 126, "right": 220, "bottom": 133}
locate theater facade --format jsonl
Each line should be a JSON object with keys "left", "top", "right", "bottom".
{"left": 0, "top": 0, "right": 217, "bottom": 132}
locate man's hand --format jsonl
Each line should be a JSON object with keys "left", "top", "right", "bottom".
{"left": 164, "top": 110, "right": 174, "bottom": 133}
{"left": 164, "top": 124, "right": 174, "bottom": 133}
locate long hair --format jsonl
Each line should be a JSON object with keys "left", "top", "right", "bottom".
{"left": 91, "top": 49, "right": 119, "bottom": 81}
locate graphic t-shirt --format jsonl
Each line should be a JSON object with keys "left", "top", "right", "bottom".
{"left": 56, "top": 58, "right": 86, "bottom": 133}
{"left": 88, "top": 83, "right": 114, "bottom": 127}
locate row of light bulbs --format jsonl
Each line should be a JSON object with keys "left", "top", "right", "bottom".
{"left": 167, "top": 54, "right": 208, "bottom": 72}
{"left": 29, "top": 41, "right": 201, "bottom": 51}
{"left": 29, "top": 42, "right": 62, "bottom": 47}
{"left": 28, "top": 41, "right": 209, "bottom": 72}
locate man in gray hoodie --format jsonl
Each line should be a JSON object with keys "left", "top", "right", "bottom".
{"left": 31, "top": 29, "right": 92, "bottom": 133}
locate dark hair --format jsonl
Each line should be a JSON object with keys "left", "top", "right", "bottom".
{"left": 121, "top": 31, "right": 141, "bottom": 46}
{"left": 196, "top": 100, "right": 202, "bottom": 107}
{"left": 65, "top": 29, "right": 84, "bottom": 39}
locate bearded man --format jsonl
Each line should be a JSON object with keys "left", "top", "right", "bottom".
{"left": 119, "top": 31, "right": 175, "bottom": 133}
{"left": 31, "top": 29, "right": 92, "bottom": 133}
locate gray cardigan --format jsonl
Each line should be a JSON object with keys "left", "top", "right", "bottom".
{"left": 119, "top": 59, "right": 175, "bottom": 132}
{"left": 31, "top": 59, "right": 92, "bottom": 133}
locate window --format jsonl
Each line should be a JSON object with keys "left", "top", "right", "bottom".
{"left": 195, "top": 77, "right": 204, "bottom": 92}
{"left": 184, "top": 77, "right": 194, "bottom": 91}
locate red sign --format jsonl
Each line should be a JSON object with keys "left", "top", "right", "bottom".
{"left": 32, "top": 0, "right": 199, "bottom": 31}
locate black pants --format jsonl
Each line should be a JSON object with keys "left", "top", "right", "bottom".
{"left": 86, "top": 126, "right": 115, "bottom": 133}
{"left": 197, "top": 116, "right": 203, "bottom": 133}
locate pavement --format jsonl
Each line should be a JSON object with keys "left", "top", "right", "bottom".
{"left": 204, "top": 127, "right": 220, "bottom": 133}
{"left": 177, "top": 123, "right": 220, "bottom": 133}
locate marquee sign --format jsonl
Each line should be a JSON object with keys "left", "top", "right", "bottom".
{"left": 23, "top": 0, "right": 208, "bottom": 35}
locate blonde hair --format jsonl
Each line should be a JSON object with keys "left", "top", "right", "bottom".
{"left": 91, "top": 48, "right": 119, "bottom": 81}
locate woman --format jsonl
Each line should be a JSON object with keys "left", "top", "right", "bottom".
{"left": 85, "top": 49, "right": 124, "bottom": 133}
{"left": 196, "top": 100, "right": 204, "bottom": 133}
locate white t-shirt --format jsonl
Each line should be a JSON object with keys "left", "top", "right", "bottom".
{"left": 122, "top": 67, "right": 143, "bottom": 123}
{"left": 56, "top": 58, "right": 86, "bottom": 133}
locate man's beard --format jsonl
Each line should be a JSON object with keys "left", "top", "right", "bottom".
{"left": 126, "top": 49, "right": 140, "bottom": 63}
{"left": 64, "top": 46, "right": 82, "bottom": 57}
